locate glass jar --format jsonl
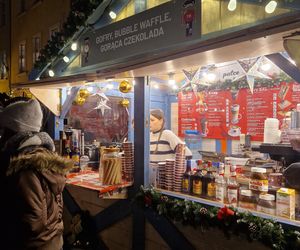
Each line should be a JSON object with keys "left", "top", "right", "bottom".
{"left": 257, "top": 194, "right": 276, "bottom": 215}
{"left": 100, "top": 147, "right": 122, "bottom": 185}
{"left": 239, "top": 190, "right": 256, "bottom": 210}
{"left": 249, "top": 167, "right": 268, "bottom": 200}
{"left": 268, "top": 173, "right": 283, "bottom": 189}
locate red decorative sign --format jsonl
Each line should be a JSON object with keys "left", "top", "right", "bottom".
{"left": 178, "top": 82, "right": 300, "bottom": 141}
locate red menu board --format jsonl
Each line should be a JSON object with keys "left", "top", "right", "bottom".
{"left": 178, "top": 82, "right": 300, "bottom": 141}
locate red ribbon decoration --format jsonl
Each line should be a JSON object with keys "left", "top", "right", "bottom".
{"left": 217, "top": 206, "right": 235, "bottom": 220}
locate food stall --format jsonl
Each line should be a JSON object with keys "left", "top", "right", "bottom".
{"left": 12, "top": 1, "right": 300, "bottom": 249}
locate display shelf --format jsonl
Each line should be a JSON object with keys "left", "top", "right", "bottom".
{"left": 252, "top": 143, "right": 300, "bottom": 166}
{"left": 157, "top": 188, "right": 300, "bottom": 228}
{"left": 67, "top": 170, "right": 133, "bottom": 198}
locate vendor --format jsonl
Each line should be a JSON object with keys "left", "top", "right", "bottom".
{"left": 150, "top": 109, "right": 192, "bottom": 163}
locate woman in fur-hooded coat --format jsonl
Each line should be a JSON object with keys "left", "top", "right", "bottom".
{"left": 0, "top": 99, "right": 73, "bottom": 250}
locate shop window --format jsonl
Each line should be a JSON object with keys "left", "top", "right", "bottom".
{"left": 0, "top": 1, "right": 5, "bottom": 27}
{"left": 18, "top": 42, "right": 26, "bottom": 73}
{"left": 32, "top": 35, "right": 41, "bottom": 64}
{"left": 66, "top": 95, "right": 129, "bottom": 145}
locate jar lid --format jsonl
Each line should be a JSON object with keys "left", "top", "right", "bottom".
{"left": 269, "top": 173, "right": 282, "bottom": 176}
{"left": 241, "top": 190, "right": 253, "bottom": 196}
{"left": 259, "top": 194, "right": 275, "bottom": 201}
{"left": 103, "top": 147, "right": 119, "bottom": 153}
{"left": 251, "top": 167, "right": 267, "bottom": 173}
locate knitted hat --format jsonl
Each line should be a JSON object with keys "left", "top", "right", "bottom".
{"left": 0, "top": 99, "right": 43, "bottom": 132}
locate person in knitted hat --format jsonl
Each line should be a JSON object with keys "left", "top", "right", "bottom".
{"left": 150, "top": 109, "right": 192, "bottom": 163}
{"left": 0, "top": 97, "right": 72, "bottom": 250}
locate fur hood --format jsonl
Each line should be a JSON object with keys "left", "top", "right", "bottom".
{"left": 7, "top": 148, "right": 73, "bottom": 195}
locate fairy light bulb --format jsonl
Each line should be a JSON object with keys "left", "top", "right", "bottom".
{"left": 228, "top": 0, "right": 237, "bottom": 11}
{"left": 265, "top": 1, "right": 277, "bottom": 14}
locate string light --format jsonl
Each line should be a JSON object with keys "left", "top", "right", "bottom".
{"left": 265, "top": 1, "right": 277, "bottom": 14}
{"left": 63, "top": 56, "right": 70, "bottom": 63}
{"left": 109, "top": 11, "right": 117, "bottom": 19}
{"left": 71, "top": 42, "right": 78, "bottom": 51}
{"left": 228, "top": 0, "right": 237, "bottom": 11}
{"left": 48, "top": 69, "right": 55, "bottom": 77}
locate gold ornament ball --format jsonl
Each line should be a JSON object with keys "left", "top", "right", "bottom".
{"left": 119, "top": 80, "right": 132, "bottom": 93}
{"left": 79, "top": 89, "right": 90, "bottom": 99}
{"left": 120, "top": 99, "right": 130, "bottom": 107}
{"left": 76, "top": 97, "right": 86, "bottom": 105}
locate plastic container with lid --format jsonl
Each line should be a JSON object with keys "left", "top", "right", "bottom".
{"left": 100, "top": 147, "right": 122, "bottom": 185}
{"left": 239, "top": 190, "right": 256, "bottom": 210}
{"left": 257, "top": 194, "right": 276, "bottom": 215}
{"left": 249, "top": 167, "right": 268, "bottom": 194}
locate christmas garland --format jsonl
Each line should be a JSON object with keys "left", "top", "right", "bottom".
{"left": 135, "top": 186, "right": 300, "bottom": 250}
{"left": 34, "top": 0, "right": 103, "bottom": 74}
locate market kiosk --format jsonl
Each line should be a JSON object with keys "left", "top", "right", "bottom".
{"left": 12, "top": 1, "right": 300, "bottom": 249}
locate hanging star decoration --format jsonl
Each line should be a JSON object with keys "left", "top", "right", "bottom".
{"left": 180, "top": 68, "right": 200, "bottom": 95}
{"left": 89, "top": 87, "right": 111, "bottom": 115}
{"left": 93, "top": 99, "right": 111, "bottom": 115}
{"left": 232, "top": 56, "right": 271, "bottom": 94}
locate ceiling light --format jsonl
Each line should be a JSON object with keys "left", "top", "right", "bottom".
{"left": 109, "top": 11, "right": 117, "bottom": 19}
{"left": 106, "top": 83, "right": 114, "bottom": 89}
{"left": 48, "top": 69, "right": 55, "bottom": 77}
{"left": 206, "top": 73, "right": 216, "bottom": 81}
{"left": 290, "top": 59, "right": 297, "bottom": 65}
{"left": 71, "top": 42, "right": 78, "bottom": 51}
{"left": 228, "top": 0, "right": 237, "bottom": 11}
{"left": 154, "top": 84, "right": 159, "bottom": 89}
{"left": 265, "top": 1, "right": 277, "bottom": 14}
{"left": 168, "top": 73, "right": 175, "bottom": 85}
{"left": 87, "top": 86, "right": 93, "bottom": 92}
{"left": 261, "top": 63, "right": 271, "bottom": 71}
{"left": 63, "top": 56, "right": 70, "bottom": 63}
{"left": 105, "top": 76, "right": 115, "bottom": 81}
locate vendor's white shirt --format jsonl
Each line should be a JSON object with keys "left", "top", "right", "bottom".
{"left": 150, "top": 129, "right": 192, "bottom": 163}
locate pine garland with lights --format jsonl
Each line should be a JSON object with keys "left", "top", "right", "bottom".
{"left": 135, "top": 186, "right": 300, "bottom": 250}
{"left": 34, "top": 0, "right": 103, "bottom": 73}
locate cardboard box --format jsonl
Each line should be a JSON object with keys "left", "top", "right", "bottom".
{"left": 276, "top": 188, "right": 295, "bottom": 219}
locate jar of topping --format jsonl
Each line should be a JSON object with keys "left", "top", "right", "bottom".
{"left": 257, "top": 194, "right": 276, "bottom": 215}
{"left": 100, "top": 147, "right": 122, "bottom": 185}
{"left": 268, "top": 173, "right": 283, "bottom": 189}
{"left": 249, "top": 167, "right": 268, "bottom": 199}
{"left": 239, "top": 190, "right": 256, "bottom": 210}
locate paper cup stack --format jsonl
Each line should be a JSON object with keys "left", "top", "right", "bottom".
{"left": 165, "top": 159, "right": 175, "bottom": 191}
{"left": 157, "top": 162, "right": 166, "bottom": 189}
{"left": 173, "top": 143, "right": 186, "bottom": 192}
{"left": 264, "top": 118, "right": 280, "bottom": 144}
{"left": 123, "top": 142, "right": 134, "bottom": 182}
